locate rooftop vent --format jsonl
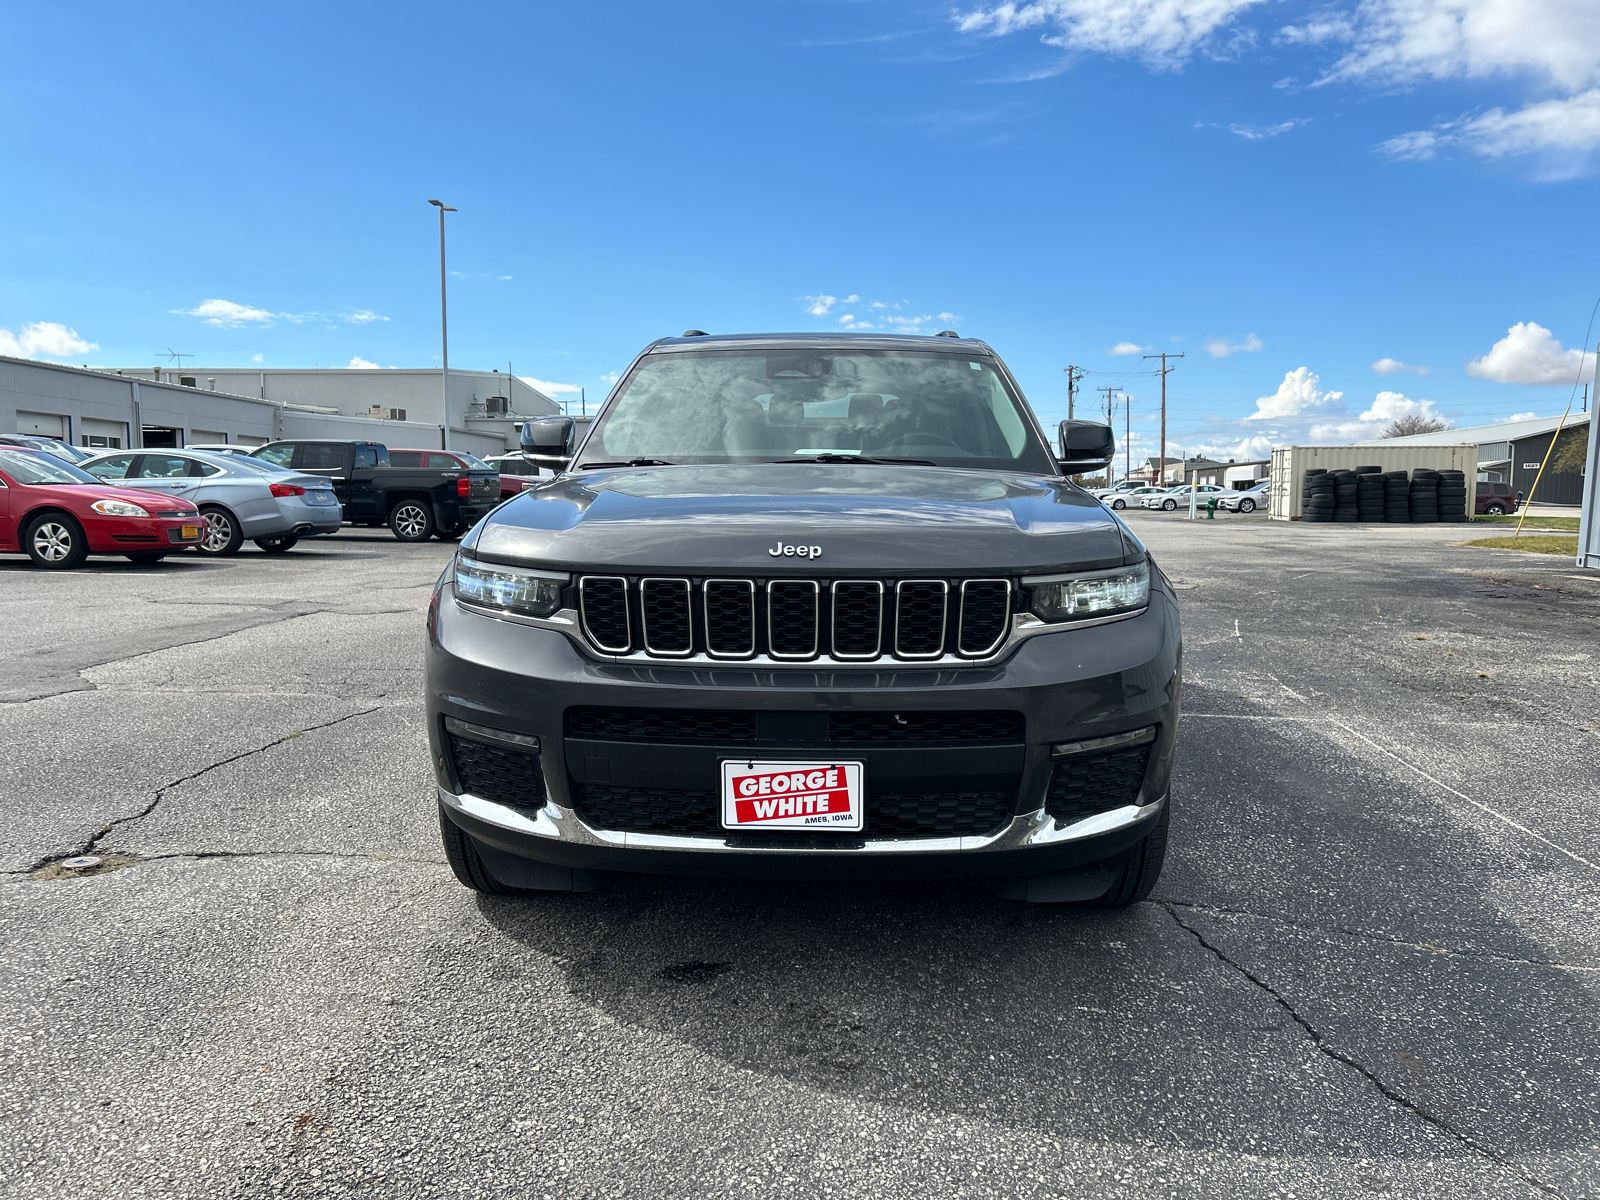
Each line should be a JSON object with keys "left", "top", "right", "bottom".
{"left": 935, "top": 331, "right": 960, "bottom": 338}
{"left": 681, "top": 329, "right": 707, "bottom": 337}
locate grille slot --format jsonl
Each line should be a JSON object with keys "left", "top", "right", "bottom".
{"left": 767, "top": 579, "right": 820, "bottom": 659}
{"left": 578, "top": 576, "right": 631, "bottom": 652}
{"left": 640, "top": 578, "right": 692, "bottom": 656}
{"left": 1045, "top": 743, "right": 1152, "bottom": 828}
{"left": 871, "top": 791, "right": 1014, "bottom": 837}
{"left": 958, "top": 579, "right": 1011, "bottom": 656}
{"left": 831, "top": 580, "right": 884, "bottom": 659}
{"left": 567, "top": 708, "right": 758, "bottom": 741}
{"left": 448, "top": 734, "right": 546, "bottom": 809}
{"left": 703, "top": 579, "right": 756, "bottom": 657}
{"left": 576, "top": 783, "right": 718, "bottom": 834}
{"left": 894, "top": 580, "right": 948, "bottom": 659}
{"left": 571, "top": 575, "right": 1021, "bottom": 662}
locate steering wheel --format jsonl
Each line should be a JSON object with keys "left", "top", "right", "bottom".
{"left": 882, "top": 432, "right": 961, "bottom": 449}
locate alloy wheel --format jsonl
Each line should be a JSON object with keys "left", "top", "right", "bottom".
{"left": 394, "top": 504, "right": 429, "bottom": 538}
{"left": 202, "top": 511, "right": 236, "bottom": 552}
{"left": 32, "top": 522, "right": 73, "bottom": 562}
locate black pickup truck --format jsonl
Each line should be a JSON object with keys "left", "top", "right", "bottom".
{"left": 250, "top": 439, "right": 500, "bottom": 541}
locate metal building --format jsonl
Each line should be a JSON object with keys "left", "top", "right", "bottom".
{"left": 1356, "top": 413, "right": 1593, "bottom": 507}
{"left": 3, "top": 356, "right": 518, "bottom": 458}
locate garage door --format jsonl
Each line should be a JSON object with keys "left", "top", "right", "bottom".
{"left": 189, "top": 429, "right": 227, "bottom": 445}
{"left": 81, "top": 418, "right": 128, "bottom": 449}
{"left": 16, "top": 411, "right": 66, "bottom": 438}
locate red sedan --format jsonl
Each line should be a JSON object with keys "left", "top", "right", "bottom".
{"left": 0, "top": 448, "right": 205, "bottom": 568}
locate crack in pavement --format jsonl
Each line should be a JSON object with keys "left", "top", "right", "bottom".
{"left": 1161, "top": 901, "right": 1569, "bottom": 1199}
{"left": 23, "top": 707, "right": 384, "bottom": 873}
{"left": 1166, "top": 899, "right": 1600, "bottom": 973}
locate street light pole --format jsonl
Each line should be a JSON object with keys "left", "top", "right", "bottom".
{"left": 428, "top": 199, "right": 457, "bottom": 449}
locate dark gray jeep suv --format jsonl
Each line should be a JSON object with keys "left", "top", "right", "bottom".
{"left": 425, "top": 332, "right": 1181, "bottom": 904}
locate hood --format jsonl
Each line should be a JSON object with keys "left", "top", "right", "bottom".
{"left": 468, "top": 464, "right": 1140, "bottom": 574}
{"left": 59, "top": 484, "right": 200, "bottom": 512}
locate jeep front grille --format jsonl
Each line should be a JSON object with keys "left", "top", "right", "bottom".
{"left": 575, "top": 575, "right": 1013, "bottom": 662}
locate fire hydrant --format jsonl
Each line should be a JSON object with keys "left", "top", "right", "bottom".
{"left": 1206, "top": 496, "right": 1217, "bottom": 520}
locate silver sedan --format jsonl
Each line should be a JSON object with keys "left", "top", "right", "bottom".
{"left": 80, "top": 448, "right": 342, "bottom": 555}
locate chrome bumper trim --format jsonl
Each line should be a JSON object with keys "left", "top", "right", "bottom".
{"left": 438, "top": 786, "right": 1164, "bottom": 856}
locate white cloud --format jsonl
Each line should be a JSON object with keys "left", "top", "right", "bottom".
{"left": 1383, "top": 89, "right": 1600, "bottom": 164}
{"left": 0, "top": 321, "right": 99, "bottom": 360}
{"left": 1246, "top": 366, "right": 1344, "bottom": 419}
{"left": 1205, "top": 333, "right": 1264, "bottom": 357}
{"left": 497, "top": 276, "right": 513, "bottom": 282}
{"left": 1228, "top": 119, "right": 1308, "bottom": 139}
{"left": 954, "top": 0, "right": 1270, "bottom": 69}
{"left": 1308, "top": 391, "right": 1453, "bottom": 441}
{"left": 837, "top": 314, "right": 875, "bottom": 330}
{"left": 1506, "top": 410, "right": 1538, "bottom": 421}
{"left": 343, "top": 310, "right": 389, "bottom": 324}
{"left": 180, "top": 298, "right": 277, "bottom": 328}
{"left": 348, "top": 356, "right": 380, "bottom": 370}
{"left": 1109, "top": 341, "right": 1146, "bottom": 356}
{"left": 1468, "top": 320, "right": 1597, "bottom": 385}
{"left": 1371, "top": 357, "right": 1429, "bottom": 375}
{"left": 1277, "top": 16, "right": 1354, "bottom": 45}
{"left": 251, "top": 353, "right": 263, "bottom": 363}
{"left": 518, "top": 375, "right": 583, "bottom": 397}
{"left": 600, "top": 371, "right": 620, "bottom": 386}
{"left": 803, "top": 294, "right": 860, "bottom": 316}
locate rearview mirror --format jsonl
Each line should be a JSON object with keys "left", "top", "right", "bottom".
{"left": 519, "top": 416, "right": 574, "bottom": 468}
{"left": 1057, "top": 419, "right": 1114, "bottom": 473}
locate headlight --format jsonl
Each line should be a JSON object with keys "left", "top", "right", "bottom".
{"left": 453, "top": 555, "right": 567, "bottom": 618}
{"left": 1026, "top": 561, "right": 1149, "bottom": 622}
{"left": 90, "top": 499, "right": 151, "bottom": 518}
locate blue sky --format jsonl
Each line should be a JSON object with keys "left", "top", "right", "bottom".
{"left": 2, "top": 0, "right": 1596, "bottom": 464}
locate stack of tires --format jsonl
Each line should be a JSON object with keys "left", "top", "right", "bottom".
{"left": 1331, "top": 470, "right": 1360, "bottom": 522}
{"left": 1355, "top": 466, "right": 1385, "bottom": 522}
{"left": 1384, "top": 471, "right": 1411, "bottom": 522}
{"left": 1410, "top": 469, "right": 1439, "bottom": 523}
{"left": 1302, "top": 469, "right": 1334, "bottom": 522}
{"left": 1438, "top": 470, "right": 1468, "bottom": 522}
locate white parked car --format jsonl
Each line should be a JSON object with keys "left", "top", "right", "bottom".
{"left": 1141, "top": 484, "right": 1227, "bottom": 511}
{"left": 1218, "top": 481, "right": 1270, "bottom": 513}
{"left": 1098, "top": 485, "right": 1168, "bottom": 510}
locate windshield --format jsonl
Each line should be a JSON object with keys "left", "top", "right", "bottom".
{"left": 0, "top": 448, "right": 101, "bottom": 484}
{"left": 576, "top": 349, "right": 1056, "bottom": 473}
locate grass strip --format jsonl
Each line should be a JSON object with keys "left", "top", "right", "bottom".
{"left": 1463, "top": 535, "right": 1579, "bottom": 555}
{"left": 1473, "top": 515, "right": 1580, "bottom": 530}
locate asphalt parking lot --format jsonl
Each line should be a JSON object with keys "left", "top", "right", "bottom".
{"left": 3, "top": 515, "right": 1598, "bottom": 1200}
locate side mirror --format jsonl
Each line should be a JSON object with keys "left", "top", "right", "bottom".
{"left": 519, "top": 416, "right": 574, "bottom": 468}
{"left": 1058, "top": 419, "right": 1114, "bottom": 473}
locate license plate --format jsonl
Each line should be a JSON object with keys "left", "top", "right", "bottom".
{"left": 720, "top": 760, "right": 864, "bottom": 831}
{"left": 181, "top": 524, "right": 199, "bottom": 539}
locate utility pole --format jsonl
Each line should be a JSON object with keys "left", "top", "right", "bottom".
{"left": 1124, "top": 393, "right": 1132, "bottom": 483}
{"left": 1063, "top": 365, "right": 1084, "bottom": 421}
{"left": 1144, "top": 352, "right": 1184, "bottom": 485}
{"left": 1096, "top": 385, "right": 1122, "bottom": 480}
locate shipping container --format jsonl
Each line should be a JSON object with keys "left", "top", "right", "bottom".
{"left": 1580, "top": 417, "right": 1599, "bottom": 569}
{"left": 1268, "top": 445, "right": 1479, "bottom": 521}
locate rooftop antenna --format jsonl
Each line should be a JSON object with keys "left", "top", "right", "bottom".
{"left": 165, "top": 349, "right": 193, "bottom": 367}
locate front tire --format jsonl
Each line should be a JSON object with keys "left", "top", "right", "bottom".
{"left": 197, "top": 507, "right": 244, "bottom": 556}
{"left": 1239, "top": 498, "right": 1255, "bottom": 513}
{"left": 1111, "top": 498, "right": 1126, "bottom": 510}
{"left": 254, "top": 536, "right": 299, "bottom": 553}
{"left": 1095, "top": 802, "right": 1170, "bottom": 908}
{"left": 439, "top": 806, "right": 527, "bottom": 896}
{"left": 24, "top": 512, "right": 89, "bottom": 569}
{"left": 1162, "top": 498, "right": 1177, "bottom": 511}
{"left": 389, "top": 500, "right": 435, "bottom": 542}
{"left": 1485, "top": 503, "right": 1506, "bottom": 516}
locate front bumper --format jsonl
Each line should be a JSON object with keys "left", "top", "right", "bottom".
{"left": 426, "top": 575, "right": 1181, "bottom": 884}
{"left": 87, "top": 514, "right": 203, "bottom": 552}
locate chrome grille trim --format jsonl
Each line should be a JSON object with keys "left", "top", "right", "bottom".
{"left": 830, "top": 579, "right": 884, "bottom": 660}
{"left": 766, "top": 579, "right": 820, "bottom": 661}
{"left": 702, "top": 578, "right": 757, "bottom": 659}
{"left": 638, "top": 577, "right": 693, "bottom": 657}
{"left": 957, "top": 578, "right": 1012, "bottom": 658}
{"left": 577, "top": 575, "right": 632, "bottom": 653}
{"left": 893, "top": 579, "right": 949, "bottom": 660}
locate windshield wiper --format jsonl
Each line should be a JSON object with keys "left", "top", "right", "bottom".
{"left": 776, "top": 454, "right": 938, "bottom": 466}
{"left": 578, "top": 458, "right": 674, "bottom": 469}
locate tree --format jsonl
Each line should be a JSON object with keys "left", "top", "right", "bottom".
{"left": 1381, "top": 415, "right": 1451, "bottom": 438}
{"left": 1550, "top": 425, "right": 1589, "bottom": 474}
